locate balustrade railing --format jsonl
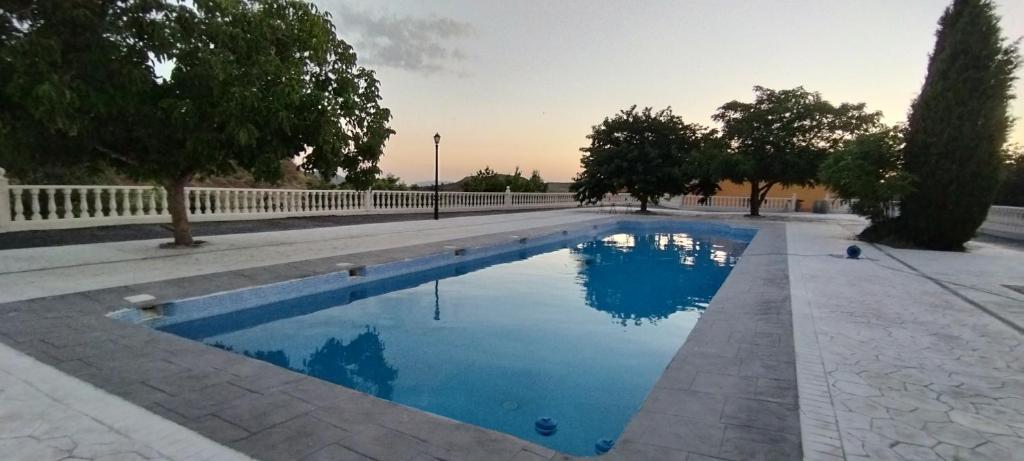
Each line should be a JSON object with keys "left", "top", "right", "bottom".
{"left": 666, "top": 194, "right": 797, "bottom": 212}
{"left": 9, "top": 164, "right": 1015, "bottom": 240}
{"left": 979, "top": 205, "right": 1024, "bottom": 240}
{"left": 0, "top": 168, "right": 592, "bottom": 232}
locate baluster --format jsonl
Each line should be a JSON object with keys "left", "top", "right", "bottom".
{"left": 91, "top": 188, "right": 101, "bottom": 217}
{"left": 44, "top": 188, "right": 56, "bottom": 219}
{"left": 12, "top": 189, "right": 24, "bottom": 221}
{"left": 118, "top": 188, "right": 129, "bottom": 216}
{"left": 61, "top": 188, "right": 72, "bottom": 218}
{"left": 142, "top": 188, "right": 154, "bottom": 216}
{"left": 131, "top": 188, "right": 142, "bottom": 216}
{"left": 158, "top": 188, "right": 168, "bottom": 215}
{"left": 107, "top": 188, "right": 117, "bottom": 216}
{"left": 199, "top": 190, "right": 208, "bottom": 214}
{"left": 189, "top": 189, "right": 198, "bottom": 215}
{"left": 215, "top": 190, "right": 224, "bottom": 214}
{"left": 74, "top": 188, "right": 86, "bottom": 218}
{"left": 29, "top": 188, "right": 40, "bottom": 220}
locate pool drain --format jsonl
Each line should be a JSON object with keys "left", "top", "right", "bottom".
{"left": 534, "top": 417, "right": 558, "bottom": 436}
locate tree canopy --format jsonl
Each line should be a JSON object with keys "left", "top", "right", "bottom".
{"left": 0, "top": 0, "right": 393, "bottom": 245}
{"left": 995, "top": 145, "right": 1024, "bottom": 206}
{"left": 820, "top": 126, "right": 913, "bottom": 225}
{"left": 892, "top": 0, "right": 1020, "bottom": 250}
{"left": 572, "top": 106, "right": 718, "bottom": 212}
{"left": 712, "top": 86, "right": 881, "bottom": 216}
{"left": 462, "top": 166, "right": 547, "bottom": 192}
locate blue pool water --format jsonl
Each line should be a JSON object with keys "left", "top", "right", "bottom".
{"left": 153, "top": 222, "right": 753, "bottom": 455}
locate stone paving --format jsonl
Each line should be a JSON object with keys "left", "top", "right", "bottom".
{"left": 0, "top": 213, "right": 797, "bottom": 460}
{"left": 0, "top": 209, "right": 608, "bottom": 303}
{"left": 0, "top": 340, "right": 249, "bottom": 461}
{"left": 788, "top": 221, "right": 1024, "bottom": 461}
{"left": 3, "top": 209, "right": 1023, "bottom": 460}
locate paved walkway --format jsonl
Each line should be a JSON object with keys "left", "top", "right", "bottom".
{"left": 0, "top": 340, "right": 249, "bottom": 461}
{"left": 788, "top": 221, "right": 1024, "bottom": 460}
{"left": 0, "top": 209, "right": 606, "bottom": 303}
{"left": 3, "top": 210, "right": 1023, "bottom": 460}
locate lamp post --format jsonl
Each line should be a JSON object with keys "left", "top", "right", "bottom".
{"left": 433, "top": 132, "right": 441, "bottom": 220}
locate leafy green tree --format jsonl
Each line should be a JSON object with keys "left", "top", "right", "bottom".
{"left": 0, "top": 0, "right": 393, "bottom": 245}
{"left": 462, "top": 166, "right": 547, "bottom": 192}
{"left": 820, "top": 127, "right": 913, "bottom": 225}
{"left": 331, "top": 173, "right": 408, "bottom": 191}
{"left": 894, "top": 0, "right": 1020, "bottom": 250}
{"left": 572, "top": 106, "right": 717, "bottom": 212}
{"left": 995, "top": 145, "right": 1024, "bottom": 206}
{"left": 712, "top": 86, "right": 881, "bottom": 216}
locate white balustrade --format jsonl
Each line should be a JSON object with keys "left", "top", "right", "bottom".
{"left": 979, "top": 205, "right": 1024, "bottom": 240}
{"left": 663, "top": 194, "right": 796, "bottom": 212}
{"left": 17, "top": 167, "right": 995, "bottom": 234}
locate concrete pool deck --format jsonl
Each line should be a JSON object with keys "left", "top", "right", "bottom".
{"left": 0, "top": 208, "right": 1021, "bottom": 460}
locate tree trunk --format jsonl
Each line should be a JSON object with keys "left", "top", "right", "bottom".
{"left": 639, "top": 197, "right": 648, "bottom": 212}
{"left": 748, "top": 181, "right": 761, "bottom": 216}
{"left": 165, "top": 175, "right": 194, "bottom": 246}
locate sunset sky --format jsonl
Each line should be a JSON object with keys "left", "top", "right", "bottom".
{"left": 317, "top": 0, "right": 1024, "bottom": 184}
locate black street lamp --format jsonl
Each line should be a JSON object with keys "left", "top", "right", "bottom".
{"left": 433, "top": 132, "right": 441, "bottom": 220}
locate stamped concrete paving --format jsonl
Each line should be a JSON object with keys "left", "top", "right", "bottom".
{"left": 0, "top": 212, "right": 799, "bottom": 460}
{"left": 788, "top": 221, "right": 1024, "bottom": 461}
{"left": 0, "top": 340, "right": 250, "bottom": 461}
{"left": 0, "top": 210, "right": 608, "bottom": 303}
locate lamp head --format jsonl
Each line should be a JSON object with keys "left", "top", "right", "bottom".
{"left": 433, "top": 133, "right": 441, "bottom": 145}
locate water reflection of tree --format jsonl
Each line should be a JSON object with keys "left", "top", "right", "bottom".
{"left": 209, "top": 326, "right": 398, "bottom": 399}
{"left": 572, "top": 233, "right": 739, "bottom": 326}
{"left": 302, "top": 327, "right": 398, "bottom": 399}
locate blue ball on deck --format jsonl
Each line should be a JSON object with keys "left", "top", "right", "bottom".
{"left": 846, "top": 245, "right": 862, "bottom": 259}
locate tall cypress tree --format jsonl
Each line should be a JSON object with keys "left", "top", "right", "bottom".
{"left": 896, "top": 0, "right": 1020, "bottom": 250}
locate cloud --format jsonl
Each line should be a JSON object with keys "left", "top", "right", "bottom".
{"left": 327, "top": 3, "right": 475, "bottom": 75}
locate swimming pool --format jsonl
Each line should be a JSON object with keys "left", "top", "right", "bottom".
{"left": 130, "top": 220, "right": 755, "bottom": 455}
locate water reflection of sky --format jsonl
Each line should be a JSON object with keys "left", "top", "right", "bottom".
{"left": 169, "top": 228, "right": 749, "bottom": 456}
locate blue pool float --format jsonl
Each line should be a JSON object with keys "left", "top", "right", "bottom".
{"left": 534, "top": 417, "right": 558, "bottom": 436}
